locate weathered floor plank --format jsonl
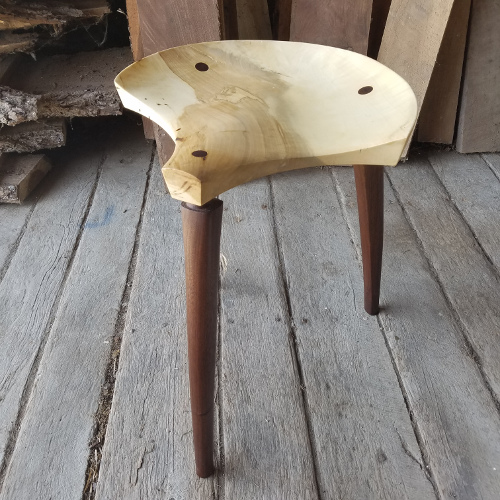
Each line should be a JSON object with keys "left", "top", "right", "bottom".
{"left": 333, "top": 166, "right": 500, "bottom": 500}
{"left": 428, "top": 151, "right": 500, "bottom": 271}
{"left": 0, "top": 121, "right": 152, "bottom": 499}
{"left": 271, "top": 168, "right": 436, "bottom": 499}
{"left": 482, "top": 153, "right": 500, "bottom": 180}
{"left": 0, "top": 198, "right": 34, "bottom": 273}
{"left": 0, "top": 136, "right": 103, "bottom": 467}
{"left": 386, "top": 154, "right": 500, "bottom": 401}
{"left": 219, "top": 179, "right": 318, "bottom": 499}
{"left": 95, "top": 159, "right": 217, "bottom": 500}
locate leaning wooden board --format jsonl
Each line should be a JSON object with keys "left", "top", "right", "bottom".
{"left": 417, "top": 0, "right": 471, "bottom": 144}
{"left": 289, "top": 0, "right": 372, "bottom": 54}
{"left": 136, "top": 0, "right": 222, "bottom": 167}
{"left": 456, "top": 0, "right": 500, "bottom": 153}
{"left": 377, "top": 0, "right": 455, "bottom": 156}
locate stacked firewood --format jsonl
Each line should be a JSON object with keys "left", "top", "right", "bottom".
{"left": 0, "top": 0, "right": 132, "bottom": 203}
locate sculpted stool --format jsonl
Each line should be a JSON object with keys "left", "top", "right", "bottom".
{"left": 115, "top": 40, "right": 417, "bottom": 478}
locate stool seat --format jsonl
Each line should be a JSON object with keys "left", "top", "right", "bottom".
{"left": 115, "top": 40, "right": 417, "bottom": 206}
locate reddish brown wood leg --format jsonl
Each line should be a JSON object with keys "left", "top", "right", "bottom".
{"left": 353, "top": 165, "right": 384, "bottom": 315}
{"left": 181, "top": 199, "right": 223, "bottom": 478}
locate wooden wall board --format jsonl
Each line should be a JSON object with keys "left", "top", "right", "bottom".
{"left": 0, "top": 153, "right": 51, "bottom": 203}
{"left": 429, "top": 150, "right": 500, "bottom": 271}
{"left": 377, "top": 0, "right": 455, "bottom": 156}
{"left": 289, "top": 0, "right": 372, "bottom": 54}
{"left": 125, "top": 0, "right": 155, "bottom": 140}
{"left": 456, "top": 0, "right": 500, "bottom": 153}
{"left": 236, "top": 0, "right": 272, "bottom": 39}
{"left": 219, "top": 180, "right": 318, "bottom": 497}
{"left": 368, "top": 0, "right": 392, "bottom": 58}
{"left": 271, "top": 168, "right": 435, "bottom": 499}
{"left": 0, "top": 123, "right": 152, "bottom": 500}
{"left": 136, "top": 0, "right": 222, "bottom": 166}
{"left": 387, "top": 153, "right": 500, "bottom": 401}
{"left": 94, "top": 159, "right": 216, "bottom": 499}
{"left": 0, "top": 138, "right": 103, "bottom": 467}
{"left": 333, "top": 165, "right": 500, "bottom": 499}
{"left": 418, "top": 0, "right": 471, "bottom": 144}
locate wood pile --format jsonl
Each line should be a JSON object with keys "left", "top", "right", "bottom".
{"left": 0, "top": 0, "right": 132, "bottom": 203}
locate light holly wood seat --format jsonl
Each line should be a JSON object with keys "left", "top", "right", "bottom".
{"left": 115, "top": 40, "right": 417, "bottom": 206}
{"left": 114, "top": 40, "right": 417, "bottom": 478}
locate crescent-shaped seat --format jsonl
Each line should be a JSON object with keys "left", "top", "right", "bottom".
{"left": 115, "top": 40, "right": 417, "bottom": 206}
{"left": 114, "top": 40, "right": 417, "bottom": 479}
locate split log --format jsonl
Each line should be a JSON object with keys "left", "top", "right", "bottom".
{"left": 0, "top": 31, "right": 37, "bottom": 54}
{"left": 0, "top": 47, "right": 132, "bottom": 126}
{"left": 0, "top": 119, "right": 66, "bottom": 153}
{"left": 0, "top": 1, "right": 109, "bottom": 30}
{"left": 0, "top": 152, "right": 51, "bottom": 203}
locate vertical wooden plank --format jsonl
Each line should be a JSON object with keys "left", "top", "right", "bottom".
{"left": 368, "top": 0, "right": 392, "bottom": 58}
{"left": 236, "top": 0, "right": 272, "bottom": 39}
{"left": 377, "top": 0, "right": 455, "bottom": 156}
{"left": 136, "top": 0, "right": 223, "bottom": 166}
{"left": 0, "top": 122, "right": 152, "bottom": 500}
{"left": 334, "top": 165, "right": 500, "bottom": 500}
{"left": 219, "top": 180, "right": 318, "bottom": 498}
{"left": 289, "top": 0, "right": 372, "bottom": 54}
{"left": 125, "top": 0, "right": 155, "bottom": 139}
{"left": 95, "top": 159, "right": 216, "bottom": 499}
{"left": 456, "top": 0, "right": 500, "bottom": 153}
{"left": 271, "top": 169, "right": 436, "bottom": 499}
{"left": 418, "top": 0, "right": 471, "bottom": 144}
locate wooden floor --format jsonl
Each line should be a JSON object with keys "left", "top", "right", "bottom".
{"left": 1, "top": 117, "right": 500, "bottom": 500}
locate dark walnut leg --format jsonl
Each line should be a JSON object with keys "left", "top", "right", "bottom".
{"left": 353, "top": 165, "right": 384, "bottom": 315}
{"left": 181, "top": 199, "right": 223, "bottom": 478}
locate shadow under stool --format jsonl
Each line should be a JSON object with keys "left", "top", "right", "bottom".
{"left": 114, "top": 40, "right": 417, "bottom": 478}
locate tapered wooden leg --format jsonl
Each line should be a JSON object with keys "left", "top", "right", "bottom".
{"left": 181, "top": 199, "right": 223, "bottom": 478}
{"left": 353, "top": 165, "right": 384, "bottom": 315}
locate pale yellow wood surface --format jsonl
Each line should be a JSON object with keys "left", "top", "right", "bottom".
{"left": 115, "top": 40, "right": 417, "bottom": 205}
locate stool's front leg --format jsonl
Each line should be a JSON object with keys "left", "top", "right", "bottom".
{"left": 353, "top": 165, "right": 384, "bottom": 315}
{"left": 181, "top": 199, "right": 223, "bottom": 478}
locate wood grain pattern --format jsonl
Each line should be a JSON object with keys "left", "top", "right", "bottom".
{"left": 377, "top": 0, "right": 455, "bottom": 156}
{"left": 289, "top": 0, "right": 372, "bottom": 54}
{"left": 334, "top": 165, "right": 500, "bottom": 500}
{"left": 388, "top": 152, "right": 500, "bottom": 401}
{"left": 219, "top": 179, "right": 318, "bottom": 498}
{"left": 136, "top": 0, "right": 222, "bottom": 166}
{"left": 456, "top": 0, "right": 500, "bottom": 153}
{"left": 116, "top": 41, "right": 417, "bottom": 205}
{"left": 0, "top": 138, "right": 103, "bottom": 467}
{"left": 271, "top": 167, "right": 436, "bottom": 499}
{"left": 418, "top": 0, "right": 471, "bottom": 144}
{"left": 0, "top": 123, "right": 151, "bottom": 499}
{"left": 95, "top": 160, "right": 217, "bottom": 499}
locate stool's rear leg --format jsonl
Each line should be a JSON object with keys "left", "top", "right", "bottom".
{"left": 353, "top": 165, "right": 384, "bottom": 315}
{"left": 181, "top": 199, "right": 223, "bottom": 478}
